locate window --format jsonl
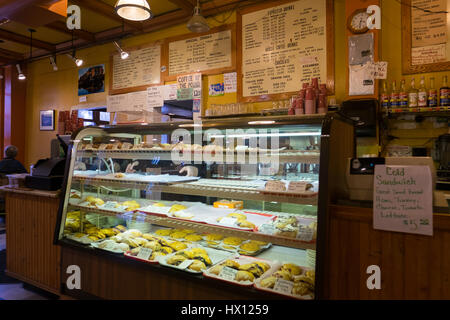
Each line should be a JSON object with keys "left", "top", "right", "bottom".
{"left": 77, "top": 108, "right": 110, "bottom": 126}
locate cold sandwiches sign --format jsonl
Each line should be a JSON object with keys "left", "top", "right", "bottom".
{"left": 373, "top": 165, "right": 433, "bottom": 236}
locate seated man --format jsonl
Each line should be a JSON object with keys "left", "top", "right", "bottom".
{"left": 0, "top": 145, "right": 27, "bottom": 174}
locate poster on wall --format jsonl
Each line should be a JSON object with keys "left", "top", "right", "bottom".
{"left": 177, "top": 73, "right": 202, "bottom": 101}
{"left": 240, "top": 0, "right": 328, "bottom": 98}
{"left": 78, "top": 64, "right": 105, "bottom": 96}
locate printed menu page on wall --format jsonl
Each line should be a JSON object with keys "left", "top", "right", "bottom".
{"left": 111, "top": 44, "right": 161, "bottom": 93}
{"left": 373, "top": 165, "right": 433, "bottom": 236}
{"left": 241, "top": 0, "right": 327, "bottom": 97}
{"left": 168, "top": 30, "right": 232, "bottom": 76}
{"left": 411, "top": 0, "right": 449, "bottom": 65}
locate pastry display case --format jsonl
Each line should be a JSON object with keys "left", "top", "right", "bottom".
{"left": 55, "top": 114, "right": 355, "bottom": 299}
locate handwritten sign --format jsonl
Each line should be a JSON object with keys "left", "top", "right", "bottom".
{"left": 373, "top": 165, "right": 433, "bottom": 236}
{"left": 169, "top": 30, "right": 232, "bottom": 76}
{"left": 112, "top": 44, "right": 161, "bottom": 91}
{"left": 136, "top": 248, "right": 152, "bottom": 260}
{"left": 147, "top": 86, "right": 164, "bottom": 109}
{"left": 411, "top": 0, "right": 447, "bottom": 48}
{"left": 219, "top": 266, "right": 238, "bottom": 281}
{"left": 241, "top": 0, "right": 327, "bottom": 97}
{"left": 273, "top": 279, "right": 294, "bottom": 294}
{"left": 224, "top": 72, "right": 237, "bottom": 93}
{"left": 177, "top": 259, "right": 195, "bottom": 270}
{"left": 177, "top": 73, "right": 202, "bottom": 100}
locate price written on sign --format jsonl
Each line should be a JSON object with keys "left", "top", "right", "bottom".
{"left": 273, "top": 279, "right": 294, "bottom": 294}
{"left": 219, "top": 266, "right": 239, "bottom": 281}
{"left": 373, "top": 165, "right": 433, "bottom": 236}
{"left": 136, "top": 248, "right": 153, "bottom": 260}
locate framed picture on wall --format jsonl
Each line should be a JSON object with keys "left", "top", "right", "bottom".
{"left": 78, "top": 64, "right": 105, "bottom": 96}
{"left": 40, "top": 110, "right": 55, "bottom": 131}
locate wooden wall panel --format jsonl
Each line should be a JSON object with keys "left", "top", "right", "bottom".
{"left": 326, "top": 205, "right": 450, "bottom": 299}
{"left": 5, "top": 192, "right": 61, "bottom": 294}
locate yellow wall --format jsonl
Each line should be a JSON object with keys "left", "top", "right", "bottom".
{"left": 24, "top": 2, "right": 450, "bottom": 167}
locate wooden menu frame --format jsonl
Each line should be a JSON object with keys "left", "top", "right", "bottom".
{"left": 162, "top": 24, "right": 236, "bottom": 82}
{"left": 401, "top": 0, "right": 450, "bottom": 74}
{"left": 237, "top": 0, "right": 335, "bottom": 103}
{"left": 109, "top": 41, "right": 164, "bottom": 95}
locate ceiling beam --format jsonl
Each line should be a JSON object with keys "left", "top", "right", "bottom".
{"left": 0, "top": 28, "right": 56, "bottom": 51}
{"left": 46, "top": 20, "right": 95, "bottom": 42}
{"left": 0, "top": 47, "right": 24, "bottom": 61}
{"left": 71, "top": 0, "right": 143, "bottom": 31}
{"left": 167, "top": 0, "right": 196, "bottom": 14}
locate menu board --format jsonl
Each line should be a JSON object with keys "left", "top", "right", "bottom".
{"left": 168, "top": 30, "right": 233, "bottom": 76}
{"left": 240, "top": 0, "right": 328, "bottom": 98}
{"left": 111, "top": 44, "right": 162, "bottom": 94}
{"left": 402, "top": 0, "right": 450, "bottom": 73}
{"left": 373, "top": 165, "right": 433, "bottom": 236}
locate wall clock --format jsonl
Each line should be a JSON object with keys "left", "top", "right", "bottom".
{"left": 347, "top": 8, "right": 369, "bottom": 34}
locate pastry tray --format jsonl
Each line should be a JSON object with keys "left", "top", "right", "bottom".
{"left": 203, "top": 256, "right": 275, "bottom": 287}
{"left": 90, "top": 241, "right": 127, "bottom": 254}
{"left": 124, "top": 250, "right": 161, "bottom": 265}
{"left": 159, "top": 245, "right": 236, "bottom": 274}
{"left": 253, "top": 262, "right": 314, "bottom": 300}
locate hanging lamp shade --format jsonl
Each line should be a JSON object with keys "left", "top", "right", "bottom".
{"left": 187, "top": 5, "right": 209, "bottom": 33}
{"left": 115, "top": 0, "right": 152, "bottom": 21}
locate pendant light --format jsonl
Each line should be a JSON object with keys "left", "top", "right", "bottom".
{"left": 187, "top": 0, "right": 210, "bottom": 33}
{"left": 115, "top": 0, "right": 152, "bottom": 21}
{"left": 50, "top": 55, "right": 58, "bottom": 71}
{"left": 113, "top": 41, "right": 129, "bottom": 60}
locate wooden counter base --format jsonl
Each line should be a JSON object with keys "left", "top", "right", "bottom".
{"left": 325, "top": 205, "right": 450, "bottom": 299}
{"left": 61, "top": 244, "right": 285, "bottom": 300}
{"left": 4, "top": 189, "right": 61, "bottom": 296}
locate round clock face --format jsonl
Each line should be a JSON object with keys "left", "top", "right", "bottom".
{"left": 349, "top": 10, "right": 369, "bottom": 34}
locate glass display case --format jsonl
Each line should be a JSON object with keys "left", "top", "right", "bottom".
{"left": 55, "top": 114, "right": 354, "bottom": 300}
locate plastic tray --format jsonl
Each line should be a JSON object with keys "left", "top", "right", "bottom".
{"left": 253, "top": 262, "right": 314, "bottom": 300}
{"left": 159, "top": 245, "right": 236, "bottom": 274}
{"left": 203, "top": 256, "right": 275, "bottom": 287}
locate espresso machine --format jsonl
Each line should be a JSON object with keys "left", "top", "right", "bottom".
{"left": 436, "top": 132, "right": 450, "bottom": 190}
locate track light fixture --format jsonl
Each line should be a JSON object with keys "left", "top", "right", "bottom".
{"left": 187, "top": 0, "right": 210, "bottom": 33}
{"left": 115, "top": 0, "right": 152, "bottom": 21}
{"left": 113, "top": 41, "right": 129, "bottom": 60}
{"left": 16, "top": 64, "right": 26, "bottom": 80}
{"left": 50, "top": 55, "right": 58, "bottom": 71}
{"left": 67, "top": 50, "right": 83, "bottom": 67}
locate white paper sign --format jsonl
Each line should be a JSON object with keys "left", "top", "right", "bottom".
{"left": 219, "top": 266, "right": 238, "bottom": 281}
{"left": 128, "top": 91, "right": 148, "bottom": 112}
{"left": 372, "top": 61, "right": 388, "bottom": 79}
{"left": 177, "top": 259, "right": 195, "bottom": 269}
{"left": 219, "top": 217, "right": 237, "bottom": 227}
{"left": 373, "top": 165, "right": 433, "bottom": 236}
{"left": 136, "top": 248, "right": 152, "bottom": 260}
{"left": 224, "top": 72, "right": 237, "bottom": 93}
{"left": 163, "top": 84, "right": 178, "bottom": 101}
{"left": 273, "top": 279, "right": 294, "bottom": 294}
{"left": 107, "top": 94, "right": 129, "bottom": 112}
{"left": 147, "top": 86, "right": 164, "bottom": 109}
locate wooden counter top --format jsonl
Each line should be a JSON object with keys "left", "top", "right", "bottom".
{"left": 0, "top": 185, "right": 61, "bottom": 198}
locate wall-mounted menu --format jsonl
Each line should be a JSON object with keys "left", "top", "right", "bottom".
{"left": 241, "top": 0, "right": 327, "bottom": 97}
{"left": 111, "top": 44, "right": 162, "bottom": 93}
{"left": 168, "top": 30, "right": 232, "bottom": 76}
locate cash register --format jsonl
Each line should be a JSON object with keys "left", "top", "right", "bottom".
{"left": 345, "top": 157, "right": 436, "bottom": 201}
{"left": 25, "top": 135, "right": 69, "bottom": 191}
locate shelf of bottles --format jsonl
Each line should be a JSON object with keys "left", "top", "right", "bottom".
{"left": 380, "top": 75, "right": 450, "bottom": 113}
